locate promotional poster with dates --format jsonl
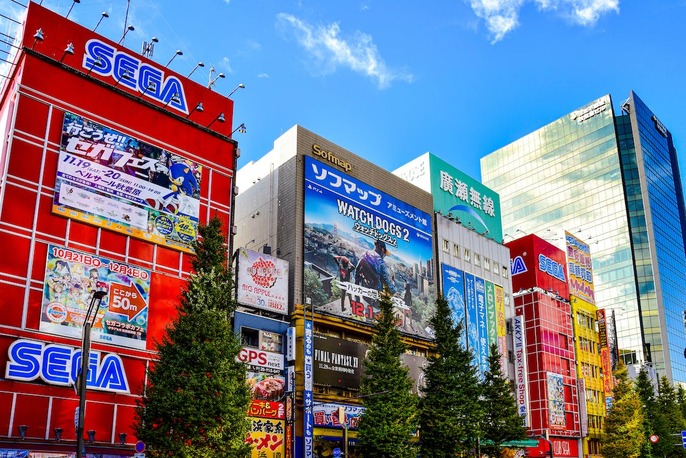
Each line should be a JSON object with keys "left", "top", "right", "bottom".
{"left": 303, "top": 156, "right": 435, "bottom": 339}
{"left": 40, "top": 244, "right": 150, "bottom": 350}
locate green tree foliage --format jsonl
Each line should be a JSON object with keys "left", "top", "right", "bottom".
{"left": 134, "top": 217, "right": 251, "bottom": 458}
{"left": 676, "top": 385, "right": 686, "bottom": 425}
{"left": 656, "top": 375, "right": 686, "bottom": 458}
{"left": 481, "top": 343, "right": 527, "bottom": 458}
{"left": 419, "top": 295, "right": 483, "bottom": 457}
{"left": 303, "top": 268, "right": 331, "bottom": 307}
{"left": 603, "top": 361, "right": 645, "bottom": 458}
{"left": 634, "top": 367, "right": 656, "bottom": 458}
{"left": 357, "top": 289, "right": 418, "bottom": 458}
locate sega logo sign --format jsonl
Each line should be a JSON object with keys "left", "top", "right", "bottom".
{"left": 5, "top": 339, "right": 129, "bottom": 393}
{"left": 83, "top": 39, "right": 188, "bottom": 114}
{"left": 538, "top": 254, "right": 566, "bottom": 282}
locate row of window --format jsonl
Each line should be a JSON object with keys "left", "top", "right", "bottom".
{"left": 442, "top": 240, "right": 509, "bottom": 278}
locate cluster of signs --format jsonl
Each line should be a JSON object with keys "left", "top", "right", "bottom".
{"left": 441, "top": 264, "right": 507, "bottom": 375}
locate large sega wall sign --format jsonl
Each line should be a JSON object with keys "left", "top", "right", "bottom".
{"left": 83, "top": 39, "right": 188, "bottom": 114}
{"left": 4, "top": 339, "right": 129, "bottom": 393}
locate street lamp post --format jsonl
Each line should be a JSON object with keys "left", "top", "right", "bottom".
{"left": 76, "top": 290, "right": 107, "bottom": 458}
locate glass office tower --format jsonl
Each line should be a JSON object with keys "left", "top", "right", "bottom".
{"left": 481, "top": 92, "right": 686, "bottom": 383}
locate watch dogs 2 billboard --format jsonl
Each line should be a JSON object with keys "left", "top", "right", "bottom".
{"left": 303, "top": 156, "right": 434, "bottom": 339}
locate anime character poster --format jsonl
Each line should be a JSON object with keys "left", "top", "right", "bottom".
{"left": 41, "top": 244, "right": 150, "bottom": 350}
{"left": 303, "top": 156, "right": 434, "bottom": 339}
{"left": 53, "top": 112, "right": 202, "bottom": 253}
{"left": 547, "top": 372, "right": 566, "bottom": 429}
{"left": 441, "top": 264, "right": 466, "bottom": 347}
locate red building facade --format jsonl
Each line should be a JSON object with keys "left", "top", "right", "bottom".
{"left": 507, "top": 235, "right": 581, "bottom": 458}
{"left": 0, "top": 3, "right": 237, "bottom": 455}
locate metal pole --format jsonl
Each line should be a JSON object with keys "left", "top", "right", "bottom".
{"left": 76, "top": 291, "right": 106, "bottom": 458}
{"left": 344, "top": 423, "right": 348, "bottom": 457}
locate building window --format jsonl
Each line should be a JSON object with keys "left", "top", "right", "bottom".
{"left": 484, "top": 258, "right": 491, "bottom": 271}
{"left": 493, "top": 262, "right": 500, "bottom": 275}
{"left": 464, "top": 248, "right": 471, "bottom": 262}
{"left": 453, "top": 243, "right": 460, "bottom": 258}
{"left": 474, "top": 253, "right": 481, "bottom": 266}
{"left": 241, "top": 327, "right": 259, "bottom": 348}
{"left": 260, "top": 331, "right": 283, "bottom": 353}
{"left": 502, "top": 266, "right": 508, "bottom": 278}
{"left": 442, "top": 239, "right": 450, "bottom": 253}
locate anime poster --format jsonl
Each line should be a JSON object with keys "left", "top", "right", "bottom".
{"left": 41, "top": 244, "right": 150, "bottom": 350}
{"left": 246, "top": 418, "right": 285, "bottom": 458}
{"left": 475, "top": 277, "right": 489, "bottom": 374}
{"left": 303, "top": 156, "right": 434, "bottom": 339}
{"left": 547, "top": 372, "right": 566, "bottom": 429}
{"left": 441, "top": 264, "right": 466, "bottom": 347}
{"left": 464, "top": 273, "right": 479, "bottom": 368}
{"left": 53, "top": 112, "right": 202, "bottom": 253}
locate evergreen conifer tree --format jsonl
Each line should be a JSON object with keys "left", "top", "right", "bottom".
{"left": 603, "top": 361, "right": 645, "bottom": 458}
{"left": 481, "top": 343, "right": 527, "bottom": 458}
{"left": 357, "top": 289, "right": 418, "bottom": 458}
{"left": 419, "top": 295, "right": 483, "bottom": 457}
{"left": 134, "top": 217, "right": 251, "bottom": 458}
{"left": 634, "top": 367, "right": 656, "bottom": 458}
{"left": 656, "top": 375, "right": 686, "bottom": 458}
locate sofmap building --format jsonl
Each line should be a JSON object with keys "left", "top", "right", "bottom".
{"left": 481, "top": 92, "right": 686, "bottom": 383}
{"left": 0, "top": 3, "right": 239, "bottom": 455}
{"left": 234, "top": 125, "right": 436, "bottom": 458}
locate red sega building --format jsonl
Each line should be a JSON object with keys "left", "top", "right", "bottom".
{"left": 507, "top": 235, "right": 581, "bottom": 458}
{"left": 0, "top": 3, "right": 238, "bottom": 455}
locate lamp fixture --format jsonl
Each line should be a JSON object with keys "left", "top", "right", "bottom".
{"left": 163, "top": 92, "right": 181, "bottom": 108}
{"left": 18, "top": 425, "right": 28, "bottom": 440}
{"left": 93, "top": 11, "right": 109, "bottom": 32}
{"left": 32, "top": 28, "right": 44, "bottom": 49}
{"left": 165, "top": 50, "right": 183, "bottom": 68}
{"left": 118, "top": 25, "right": 135, "bottom": 45}
{"left": 187, "top": 62, "right": 204, "bottom": 78}
{"left": 87, "top": 430, "right": 96, "bottom": 444}
{"left": 186, "top": 102, "right": 204, "bottom": 118}
{"left": 119, "top": 432, "right": 127, "bottom": 445}
{"left": 207, "top": 65, "right": 225, "bottom": 89}
{"left": 227, "top": 83, "right": 245, "bottom": 98}
{"left": 230, "top": 123, "right": 246, "bottom": 137}
{"left": 86, "top": 57, "right": 103, "bottom": 76}
{"left": 138, "top": 82, "right": 156, "bottom": 98}
{"left": 113, "top": 69, "right": 133, "bottom": 88}
{"left": 60, "top": 42, "right": 75, "bottom": 62}
{"left": 54, "top": 427, "right": 63, "bottom": 441}
{"left": 141, "top": 37, "right": 159, "bottom": 58}
{"left": 66, "top": 0, "right": 80, "bottom": 19}
{"left": 208, "top": 112, "right": 225, "bottom": 128}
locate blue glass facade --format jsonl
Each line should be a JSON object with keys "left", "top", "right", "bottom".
{"left": 481, "top": 92, "right": 686, "bottom": 383}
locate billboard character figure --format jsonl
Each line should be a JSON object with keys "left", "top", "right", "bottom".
{"left": 354, "top": 239, "right": 396, "bottom": 295}
{"left": 333, "top": 255, "right": 355, "bottom": 311}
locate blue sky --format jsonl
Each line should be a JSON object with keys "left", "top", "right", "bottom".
{"left": 4, "top": 0, "right": 686, "bottom": 185}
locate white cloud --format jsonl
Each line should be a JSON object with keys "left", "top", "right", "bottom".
{"left": 221, "top": 56, "right": 233, "bottom": 74}
{"left": 469, "top": 0, "right": 620, "bottom": 42}
{"left": 276, "top": 13, "right": 412, "bottom": 89}
{"left": 258, "top": 73, "right": 270, "bottom": 79}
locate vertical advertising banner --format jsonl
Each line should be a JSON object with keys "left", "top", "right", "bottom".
{"left": 246, "top": 418, "right": 285, "bottom": 457}
{"left": 303, "top": 318, "right": 314, "bottom": 458}
{"left": 236, "top": 249, "right": 289, "bottom": 315}
{"left": 513, "top": 315, "right": 529, "bottom": 426}
{"left": 475, "top": 277, "right": 489, "bottom": 374}
{"left": 465, "top": 273, "right": 479, "bottom": 368}
{"left": 565, "top": 231, "right": 595, "bottom": 305}
{"left": 441, "top": 264, "right": 466, "bottom": 347}
{"left": 486, "top": 282, "right": 497, "bottom": 349}
{"left": 54, "top": 112, "right": 202, "bottom": 253}
{"left": 547, "top": 372, "right": 566, "bottom": 429}
{"left": 41, "top": 244, "right": 150, "bottom": 349}
{"left": 312, "top": 404, "right": 365, "bottom": 429}
{"left": 597, "top": 309, "right": 614, "bottom": 395}
{"left": 495, "top": 285, "right": 508, "bottom": 373}
{"left": 303, "top": 156, "right": 434, "bottom": 339}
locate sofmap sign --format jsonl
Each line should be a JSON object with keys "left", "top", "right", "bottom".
{"left": 83, "top": 39, "right": 188, "bottom": 114}
{"left": 5, "top": 339, "right": 129, "bottom": 393}
{"left": 303, "top": 156, "right": 434, "bottom": 339}
{"left": 54, "top": 112, "right": 202, "bottom": 252}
